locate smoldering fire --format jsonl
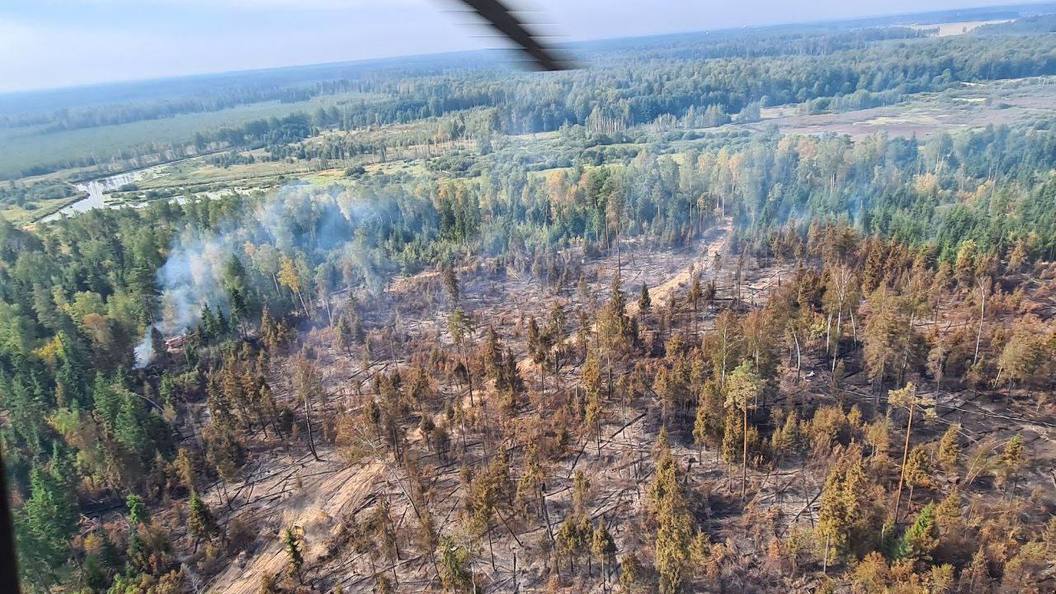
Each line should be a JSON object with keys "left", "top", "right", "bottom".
{"left": 133, "top": 182, "right": 426, "bottom": 366}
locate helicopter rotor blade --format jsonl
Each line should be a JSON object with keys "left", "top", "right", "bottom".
{"left": 457, "top": 0, "right": 573, "bottom": 70}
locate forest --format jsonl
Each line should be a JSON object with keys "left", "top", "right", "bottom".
{"left": 7, "top": 9, "right": 1056, "bottom": 181}
{"left": 2, "top": 5, "right": 1056, "bottom": 594}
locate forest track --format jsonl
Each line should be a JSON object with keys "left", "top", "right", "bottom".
{"left": 515, "top": 219, "right": 733, "bottom": 376}
{"left": 626, "top": 220, "right": 732, "bottom": 319}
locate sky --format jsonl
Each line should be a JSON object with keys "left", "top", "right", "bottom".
{"left": 0, "top": 0, "right": 1035, "bottom": 93}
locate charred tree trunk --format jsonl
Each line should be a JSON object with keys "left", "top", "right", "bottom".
{"left": 741, "top": 405, "right": 748, "bottom": 501}
{"left": 303, "top": 394, "right": 321, "bottom": 461}
{"left": 892, "top": 404, "right": 914, "bottom": 524}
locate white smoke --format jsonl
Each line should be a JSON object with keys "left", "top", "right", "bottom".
{"left": 134, "top": 232, "right": 234, "bottom": 367}
{"left": 133, "top": 183, "right": 403, "bottom": 366}
{"left": 134, "top": 337, "right": 154, "bottom": 368}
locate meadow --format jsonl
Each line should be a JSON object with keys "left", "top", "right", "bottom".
{"left": 0, "top": 90, "right": 381, "bottom": 180}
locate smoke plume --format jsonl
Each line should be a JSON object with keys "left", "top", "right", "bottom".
{"left": 134, "top": 182, "right": 416, "bottom": 366}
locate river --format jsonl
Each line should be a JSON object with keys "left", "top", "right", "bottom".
{"left": 41, "top": 170, "right": 149, "bottom": 223}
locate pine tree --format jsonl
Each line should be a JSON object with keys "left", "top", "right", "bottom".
{"left": 126, "top": 494, "right": 148, "bottom": 527}
{"left": 437, "top": 535, "right": 473, "bottom": 592}
{"left": 692, "top": 394, "right": 709, "bottom": 459}
{"left": 889, "top": 382, "right": 920, "bottom": 523}
{"left": 687, "top": 272, "right": 703, "bottom": 333}
{"left": 591, "top": 522, "right": 617, "bottom": 584}
{"left": 18, "top": 463, "right": 78, "bottom": 583}
{"left": 442, "top": 263, "right": 460, "bottom": 304}
{"left": 515, "top": 443, "right": 545, "bottom": 514}
{"left": 114, "top": 387, "right": 151, "bottom": 458}
{"left": 937, "top": 423, "right": 961, "bottom": 476}
{"left": 56, "top": 332, "right": 91, "bottom": 406}
{"left": 999, "top": 434, "right": 1025, "bottom": 496}
{"left": 599, "top": 272, "right": 631, "bottom": 354}
{"left": 650, "top": 428, "right": 695, "bottom": 593}
{"left": 996, "top": 319, "right": 1045, "bottom": 395}
{"left": 933, "top": 489, "right": 963, "bottom": 541}
{"left": 188, "top": 491, "right": 218, "bottom": 543}
{"left": 335, "top": 314, "right": 355, "bottom": 359}
{"left": 1, "top": 374, "right": 45, "bottom": 455}
{"left": 173, "top": 448, "right": 196, "bottom": 493}
{"left": 903, "top": 445, "right": 932, "bottom": 508}
{"left": 527, "top": 316, "right": 542, "bottom": 363}
{"left": 816, "top": 445, "right": 875, "bottom": 572}
{"left": 770, "top": 410, "right": 801, "bottom": 462}
{"left": 481, "top": 326, "right": 502, "bottom": 379}
{"left": 692, "top": 379, "right": 723, "bottom": 458}
{"left": 724, "top": 361, "right": 761, "bottom": 500}
{"left": 555, "top": 511, "right": 591, "bottom": 576}
{"left": 897, "top": 503, "right": 938, "bottom": 563}
{"left": 863, "top": 287, "right": 916, "bottom": 389}
{"left": 258, "top": 573, "right": 280, "bottom": 594}
{"left": 374, "top": 498, "right": 400, "bottom": 584}
{"left": 959, "top": 548, "right": 991, "bottom": 593}
{"left": 654, "top": 366, "right": 674, "bottom": 425}
{"left": 619, "top": 552, "right": 644, "bottom": 594}
{"left": 638, "top": 283, "right": 651, "bottom": 312}
{"left": 200, "top": 303, "right": 218, "bottom": 342}
{"left": 283, "top": 527, "right": 304, "bottom": 579}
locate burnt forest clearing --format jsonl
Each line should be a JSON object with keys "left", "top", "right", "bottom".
{"left": 3, "top": 4, "right": 1056, "bottom": 593}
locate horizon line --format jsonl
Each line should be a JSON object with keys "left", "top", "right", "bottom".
{"left": 0, "top": 0, "right": 1050, "bottom": 98}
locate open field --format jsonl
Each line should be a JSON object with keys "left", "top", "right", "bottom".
{"left": 0, "top": 90, "right": 381, "bottom": 180}
{"left": 135, "top": 156, "right": 314, "bottom": 190}
{"left": 746, "top": 76, "right": 1056, "bottom": 140}
{"left": 909, "top": 19, "right": 1013, "bottom": 36}
{"left": 1, "top": 194, "right": 83, "bottom": 226}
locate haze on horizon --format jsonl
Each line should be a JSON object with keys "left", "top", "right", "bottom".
{"left": 0, "top": 0, "right": 1037, "bottom": 94}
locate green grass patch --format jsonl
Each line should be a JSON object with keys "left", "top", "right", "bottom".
{"left": 0, "top": 194, "right": 83, "bottom": 226}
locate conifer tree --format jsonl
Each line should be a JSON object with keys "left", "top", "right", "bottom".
{"left": 442, "top": 263, "right": 460, "bottom": 304}
{"left": 889, "top": 382, "right": 920, "bottom": 523}
{"left": 687, "top": 273, "right": 703, "bottom": 333}
{"left": 638, "top": 283, "right": 651, "bottom": 312}
{"left": 619, "top": 553, "right": 644, "bottom": 594}
{"left": 903, "top": 445, "right": 932, "bottom": 508}
{"left": 283, "top": 527, "right": 304, "bottom": 579}
{"left": 937, "top": 423, "right": 961, "bottom": 476}
{"left": 650, "top": 428, "right": 695, "bottom": 593}
{"left": 335, "top": 314, "right": 355, "bottom": 359}
{"left": 817, "top": 445, "right": 876, "bottom": 572}
{"left": 481, "top": 326, "right": 502, "bottom": 379}
{"left": 725, "top": 361, "right": 761, "bottom": 500}
{"left": 126, "top": 494, "right": 148, "bottom": 527}
{"left": 515, "top": 444, "right": 545, "bottom": 519}
{"left": 173, "top": 447, "right": 196, "bottom": 493}
{"left": 599, "top": 272, "right": 631, "bottom": 355}
{"left": 996, "top": 319, "right": 1046, "bottom": 395}
{"left": 17, "top": 463, "right": 78, "bottom": 585}
{"left": 188, "top": 491, "right": 218, "bottom": 544}
{"left": 591, "top": 521, "right": 618, "bottom": 584}
{"left": 437, "top": 535, "right": 473, "bottom": 592}
{"left": 999, "top": 434, "right": 1025, "bottom": 497}
{"left": 897, "top": 503, "right": 938, "bottom": 563}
